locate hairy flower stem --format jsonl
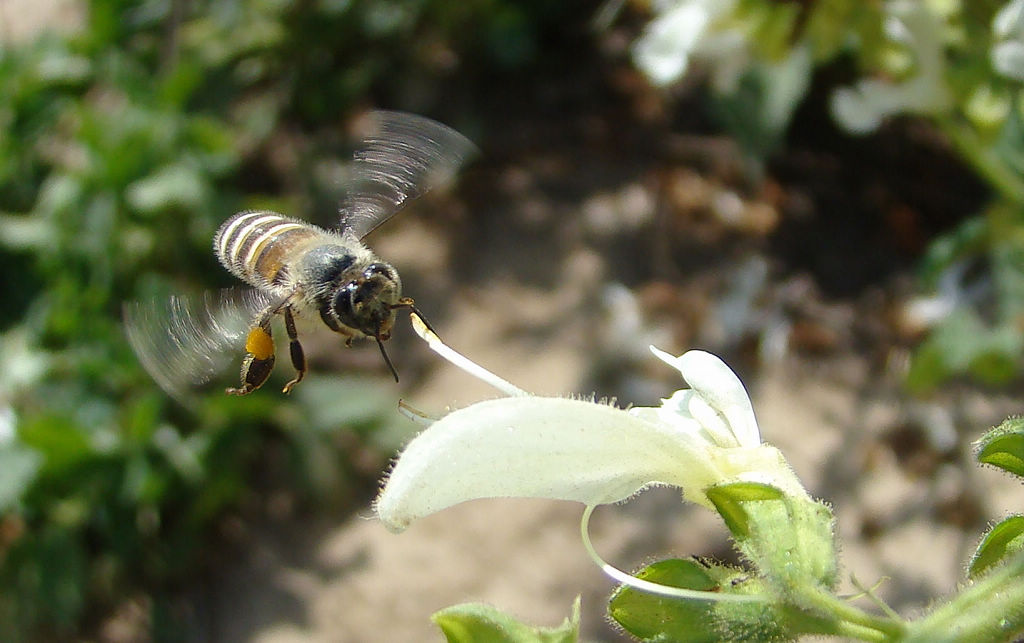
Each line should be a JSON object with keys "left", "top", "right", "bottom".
{"left": 905, "top": 550, "right": 1024, "bottom": 642}
{"left": 791, "top": 584, "right": 905, "bottom": 641}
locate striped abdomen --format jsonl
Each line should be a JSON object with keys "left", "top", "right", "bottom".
{"left": 214, "top": 210, "right": 321, "bottom": 290}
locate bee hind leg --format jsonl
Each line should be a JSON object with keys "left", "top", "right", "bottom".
{"left": 281, "top": 306, "right": 306, "bottom": 394}
{"left": 226, "top": 309, "right": 277, "bottom": 396}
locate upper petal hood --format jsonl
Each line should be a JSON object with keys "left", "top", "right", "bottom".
{"left": 649, "top": 348, "right": 760, "bottom": 447}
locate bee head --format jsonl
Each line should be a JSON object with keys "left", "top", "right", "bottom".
{"left": 331, "top": 262, "right": 402, "bottom": 339}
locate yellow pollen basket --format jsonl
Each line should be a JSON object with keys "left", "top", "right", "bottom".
{"left": 245, "top": 327, "right": 275, "bottom": 360}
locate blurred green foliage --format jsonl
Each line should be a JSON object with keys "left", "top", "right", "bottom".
{"left": 0, "top": 0, "right": 562, "bottom": 638}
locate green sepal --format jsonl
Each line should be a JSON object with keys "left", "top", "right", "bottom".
{"left": 969, "top": 515, "right": 1024, "bottom": 580}
{"left": 609, "top": 558, "right": 836, "bottom": 642}
{"left": 609, "top": 558, "right": 782, "bottom": 642}
{"left": 609, "top": 558, "right": 725, "bottom": 643}
{"left": 705, "top": 482, "right": 784, "bottom": 538}
{"left": 432, "top": 598, "right": 579, "bottom": 643}
{"left": 976, "top": 417, "right": 1024, "bottom": 478}
{"left": 706, "top": 482, "right": 838, "bottom": 593}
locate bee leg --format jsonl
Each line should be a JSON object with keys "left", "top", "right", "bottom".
{"left": 226, "top": 312, "right": 276, "bottom": 396}
{"left": 281, "top": 306, "right": 306, "bottom": 394}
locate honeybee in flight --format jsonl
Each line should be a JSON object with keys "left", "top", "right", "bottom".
{"left": 126, "top": 111, "right": 476, "bottom": 398}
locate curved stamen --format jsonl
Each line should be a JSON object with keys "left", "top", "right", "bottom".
{"left": 408, "top": 312, "right": 529, "bottom": 397}
{"left": 580, "top": 505, "right": 765, "bottom": 604}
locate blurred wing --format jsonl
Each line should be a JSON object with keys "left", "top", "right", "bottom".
{"left": 124, "top": 289, "right": 274, "bottom": 401}
{"left": 341, "top": 110, "right": 477, "bottom": 239}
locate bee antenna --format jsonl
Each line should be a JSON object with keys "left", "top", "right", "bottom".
{"left": 376, "top": 333, "right": 400, "bottom": 382}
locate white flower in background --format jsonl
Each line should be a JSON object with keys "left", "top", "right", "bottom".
{"left": 375, "top": 316, "right": 804, "bottom": 533}
{"left": 831, "top": 1, "right": 952, "bottom": 133}
{"left": 901, "top": 260, "right": 988, "bottom": 333}
{"left": 632, "top": 0, "right": 748, "bottom": 91}
{"left": 631, "top": 0, "right": 812, "bottom": 135}
{"left": 0, "top": 405, "right": 16, "bottom": 445}
{"left": 992, "top": 0, "right": 1024, "bottom": 81}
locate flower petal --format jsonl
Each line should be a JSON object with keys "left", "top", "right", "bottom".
{"left": 376, "top": 397, "right": 717, "bottom": 532}
{"left": 994, "top": 0, "right": 1024, "bottom": 39}
{"left": 654, "top": 389, "right": 735, "bottom": 447}
{"left": 992, "top": 41, "right": 1024, "bottom": 81}
{"left": 650, "top": 347, "right": 760, "bottom": 447}
{"left": 632, "top": 2, "right": 710, "bottom": 85}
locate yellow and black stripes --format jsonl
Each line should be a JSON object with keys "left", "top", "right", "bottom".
{"left": 214, "top": 210, "right": 319, "bottom": 288}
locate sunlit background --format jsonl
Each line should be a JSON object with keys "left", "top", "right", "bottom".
{"left": 3, "top": 0, "right": 1024, "bottom": 640}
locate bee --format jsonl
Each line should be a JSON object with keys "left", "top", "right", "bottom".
{"left": 125, "top": 111, "right": 476, "bottom": 398}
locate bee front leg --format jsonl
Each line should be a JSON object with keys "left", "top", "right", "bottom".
{"left": 281, "top": 306, "right": 306, "bottom": 394}
{"left": 226, "top": 312, "right": 277, "bottom": 396}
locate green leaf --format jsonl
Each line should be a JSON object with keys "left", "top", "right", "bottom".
{"left": 804, "top": 0, "right": 858, "bottom": 61}
{"left": 17, "top": 415, "right": 93, "bottom": 473}
{"left": 969, "top": 515, "right": 1024, "bottom": 579}
{"left": 4, "top": 526, "right": 89, "bottom": 630}
{"left": 916, "top": 217, "right": 987, "bottom": 288}
{"left": 904, "top": 339, "right": 951, "bottom": 394}
{"left": 744, "top": 2, "right": 800, "bottom": 61}
{"left": 125, "top": 163, "right": 208, "bottom": 215}
{"left": 432, "top": 598, "right": 579, "bottom": 643}
{"left": 609, "top": 558, "right": 835, "bottom": 641}
{"left": 609, "top": 558, "right": 738, "bottom": 643}
{"left": 906, "top": 309, "right": 1024, "bottom": 393}
{"left": 976, "top": 417, "right": 1024, "bottom": 477}
{"left": 0, "top": 446, "right": 43, "bottom": 512}
{"left": 32, "top": 48, "right": 92, "bottom": 86}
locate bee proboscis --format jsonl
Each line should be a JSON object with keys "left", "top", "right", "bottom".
{"left": 125, "top": 111, "right": 476, "bottom": 398}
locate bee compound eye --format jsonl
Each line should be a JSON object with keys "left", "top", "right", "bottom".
{"left": 364, "top": 262, "right": 395, "bottom": 281}
{"left": 332, "top": 282, "right": 360, "bottom": 329}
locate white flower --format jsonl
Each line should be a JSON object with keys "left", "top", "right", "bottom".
{"left": 995, "top": 0, "right": 1024, "bottom": 40}
{"left": 375, "top": 317, "right": 803, "bottom": 533}
{"left": 0, "top": 405, "right": 15, "bottom": 446}
{"left": 632, "top": 0, "right": 744, "bottom": 89}
{"left": 992, "top": 0, "right": 1024, "bottom": 81}
{"left": 831, "top": 1, "right": 952, "bottom": 133}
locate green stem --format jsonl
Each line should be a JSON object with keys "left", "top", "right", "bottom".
{"left": 904, "top": 551, "right": 1024, "bottom": 642}
{"left": 794, "top": 585, "right": 906, "bottom": 641}
{"left": 829, "top": 619, "right": 892, "bottom": 643}
{"left": 939, "top": 117, "right": 1024, "bottom": 206}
